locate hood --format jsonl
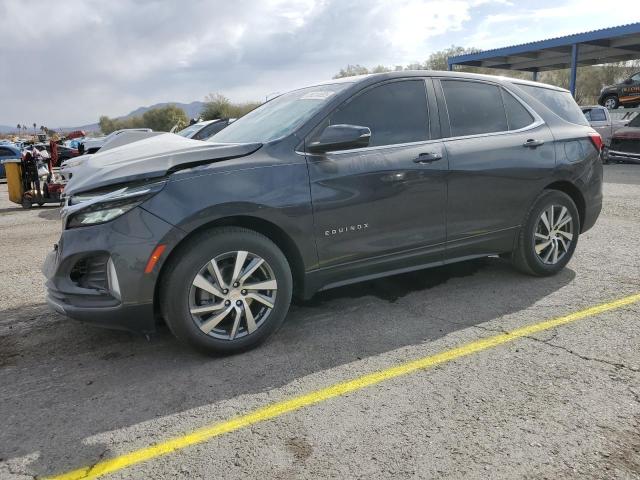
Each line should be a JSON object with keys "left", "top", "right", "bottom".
{"left": 612, "top": 127, "right": 640, "bottom": 140}
{"left": 64, "top": 133, "right": 262, "bottom": 195}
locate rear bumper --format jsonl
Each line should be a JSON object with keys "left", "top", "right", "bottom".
{"left": 606, "top": 149, "right": 640, "bottom": 164}
{"left": 43, "top": 206, "right": 185, "bottom": 334}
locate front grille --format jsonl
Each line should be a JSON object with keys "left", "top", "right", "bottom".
{"left": 70, "top": 254, "right": 109, "bottom": 290}
{"left": 610, "top": 138, "right": 640, "bottom": 154}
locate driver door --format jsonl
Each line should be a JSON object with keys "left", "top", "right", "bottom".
{"left": 305, "top": 79, "right": 447, "bottom": 272}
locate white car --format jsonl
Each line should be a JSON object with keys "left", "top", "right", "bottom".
{"left": 81, "top": 128, "right": 152, "bottom": 154}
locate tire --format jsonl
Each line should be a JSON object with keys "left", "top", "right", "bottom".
{"left": 21, "top": 199, "right": 32, "bottom": 209}
{"left": 160, "top": 227, "right": 293, "bottom": 355}
{"left": 602, "top": 95, "right": 619, "bottom": 110}
{"left": 511, "top": 190, "right": 580, "bottom": 276}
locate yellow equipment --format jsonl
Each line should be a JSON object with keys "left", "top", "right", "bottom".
{"left": 2, "top": 159, "right": 24, "bottom": 204}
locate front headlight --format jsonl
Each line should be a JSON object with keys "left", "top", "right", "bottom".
{"left": 66, "top": 181, "right": 166, "bottom": 228}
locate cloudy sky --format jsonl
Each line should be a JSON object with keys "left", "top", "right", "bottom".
{"left": 1, "top": 0, "right": 639, "bottom": 127}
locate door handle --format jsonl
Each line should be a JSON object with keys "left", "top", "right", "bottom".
{"left": 523, "top": 139, "right": 545, "bottom": 148}
{"left": 413, "top": 152, "right": 443, "bottom": 164}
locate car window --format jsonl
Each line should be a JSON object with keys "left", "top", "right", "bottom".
{"left": 324, "top": 80, "right": 429, "bottom": 147}
{"left": 631, "top": 73, "right": 640, "bottom": 82}
{"left": 584, "top": 108, "right": 607, "bottom": 122}
{"left": 501, "top": 89, "right": 534, "bottom": 130}
{"left": 628, "top": 114, "right": 640, "bottom": 127}
{"left": 0, "top": 147, "right": 13, "bottom": 157}
{"left": 176, "top": 124, "right": 202, "bottom": 137}
{"left": 195, "top": 121, "right": 227, "bottom": 140}
{"left": 516, "top": 84, "right": 589, "bottom": 126}
{"left": 441, "top": 80, "right": 507, "bottom": 137}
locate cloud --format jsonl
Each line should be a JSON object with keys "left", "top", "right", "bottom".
{"left": 0, "top": 0, "right": 638, "bottom": 127}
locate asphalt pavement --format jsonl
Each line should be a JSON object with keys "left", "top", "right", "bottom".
{"left": 1, "top": 165, "right": 639, "bottom": 479}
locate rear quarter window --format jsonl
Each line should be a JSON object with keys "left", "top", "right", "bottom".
{"left": 441, "top": 80, "right": 508, "bottom": 136}
{"left": 517, "top": 84, "right": 588, "bottom": 126}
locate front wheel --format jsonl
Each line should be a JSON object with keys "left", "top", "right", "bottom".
{"left": 160, "top": 227, "right": 293, "bottom": 355}
{"left": 511, "top": 190, "right": 580, "bottom": 276}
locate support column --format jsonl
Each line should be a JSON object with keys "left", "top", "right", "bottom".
{"left": 569, "top": 43, "right": 579, "bottom": 97}
{"left": 532, "top": 70, "right": 538, "bottom": 82}
{"left": 448, "top": 62, "right": 453, "bottom": 71}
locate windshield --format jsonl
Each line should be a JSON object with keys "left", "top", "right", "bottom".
{"left": 628, "top": 114, "right": 640, "bottom": 128}
{"left": 176, "top": 124, "right": 202, "bottom": 137}
{"left": 209, "top": 83, "right": 350, "bottom": 143}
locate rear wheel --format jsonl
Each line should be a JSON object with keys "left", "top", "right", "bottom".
{"left": 603, "top": 95, "right": 619, "bottom": 110}
{"left": 160, "top": 227, "right": 292, "bottom": 354}
{"left": 511, "top": 190, "right": 579, "bottom": 276}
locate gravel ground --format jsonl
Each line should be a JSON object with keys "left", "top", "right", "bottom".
{"left": 1, "top": 165, "right": 639, "bottom": 479}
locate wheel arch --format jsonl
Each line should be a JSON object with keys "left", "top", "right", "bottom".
{"left": 543, "top": 181, "right": 586, "bottom": 232}
{"left": 153, "top": 215, "right": 307, "bottom": 319}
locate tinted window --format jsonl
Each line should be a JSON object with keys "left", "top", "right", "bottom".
{"left": 517, "top": 84, "right": 588, "bottom": 126}
{"left": 441, "top": 80, "right": 507, "bottom": 136}
{"left": 628, "top": 114, "right": 640, "bottom": 127}
{"left": 326, "top": 80, "right": 429, "bottom": 147}
{"left": 0, "top": 148, "right": 11, "bottom": 156}
{"left": 501, "top": 89, "right": 534, "bottom": 130}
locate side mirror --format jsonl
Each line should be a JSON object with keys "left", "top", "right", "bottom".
{"left": 307, "top": 124, "right": 371, "bottom": 153}
{"left": 624, "top": 78, "right": 633, "bottom": 85}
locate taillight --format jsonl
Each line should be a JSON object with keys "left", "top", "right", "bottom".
{"left": 588, "top": 132, "right": 603, "bottom": 151}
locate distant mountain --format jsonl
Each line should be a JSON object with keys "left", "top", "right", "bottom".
{"left": 0, "top": 101, "right": 205, "bottom": 135}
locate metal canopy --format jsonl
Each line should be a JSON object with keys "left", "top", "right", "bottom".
{"left": 447, "top": 23, "right": 640, "bottom": 96}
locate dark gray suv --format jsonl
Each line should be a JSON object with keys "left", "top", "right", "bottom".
{"left": 44, "top": 72, "right": 603, "bottom": 354}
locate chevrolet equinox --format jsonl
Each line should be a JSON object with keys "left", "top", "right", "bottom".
{"left": 44, "top": 72, "right": 603, "bottom": 354}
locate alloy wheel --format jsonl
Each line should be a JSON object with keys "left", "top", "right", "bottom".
{"left": 189, "top": 250, "right": 277, "bottom": 340}
{"left": 534, "top": 205, "right": 574, "bottom": 265}
{"left": 604, "top": 97, "right": 617, "bottom": 109}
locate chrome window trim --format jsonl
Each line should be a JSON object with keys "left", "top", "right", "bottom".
{"left": 436, "top": 77, "right": 545, "bottom": 142}
{"left": 298, "top": 138, "right": 444, "bottom": 157}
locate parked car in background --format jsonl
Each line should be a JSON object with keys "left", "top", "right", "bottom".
{"left": 598, "top": 72, "right": 640, "bottom": 109}
{"left": 57, "top": 145, "right": 80, "bottom": 162}
{"left": 581, "top": 105, "right": 629, "bottom": 146}
{"left": 60, "top": 130, "right": 161, "bottom": 182}
{"left": 0, "top": 144, "right": 21, "bottom": 179}
{"left": 81, "top": 128, "right": 152, "bottom": 154}
{"left": 606, "top": 114, "right": 640, "bottom": 164}
{"left": 44, "top": 71, "right": 603, "bottom": 355}
{"left": 176, "top": 119, "right": 232, "bottom": 140}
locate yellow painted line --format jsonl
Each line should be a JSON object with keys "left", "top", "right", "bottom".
{"left": 46, "top": 292, "right": 640, "bottom": 480}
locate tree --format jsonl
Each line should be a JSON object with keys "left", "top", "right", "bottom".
{"left": 333, "top": 64, "right": 370, "bottom": 79}
{"left": 141, "top": 105, "right": 188, "bottom": 132}
{"left": 99, "top": 105, "right": 189, "bottom": 134}
{"left": 16, "top": 124, "right": 20, "bottom": 133}
{"left": 201, "top": 94, "right": 260, "bottom": 121}
{"left": 33, "top": 122, "right": 36, "bottom": 135}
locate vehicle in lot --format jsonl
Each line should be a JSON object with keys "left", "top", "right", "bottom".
{"left": 580, "top": 105, "right": 629, "bottom": 146}
{"left": 43, "top": 71, "right": 603, "bottom": 354}
{"left": 60, "top": 130, "right": 162, "bottom": 182}
{"left": 598, "top": 72, "right": 640, "bottom": 109}
{"left": 80, "top": 128, "right": 152, "bottom": 154}
{"left": 0, "top": 144, "right": 21, "bottom": 179}
{"left": 606, "top": 113, "right": 640, "bottom": 164}
{"left": 176, "top": 119, "right": 232, "bottom": 140}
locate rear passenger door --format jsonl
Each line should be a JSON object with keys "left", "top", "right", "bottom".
{"left": 306, "top": 79, "right": 448, "bottom": 269}
{"left": 435, "top": 79, "right": 555, "bottom": 258}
